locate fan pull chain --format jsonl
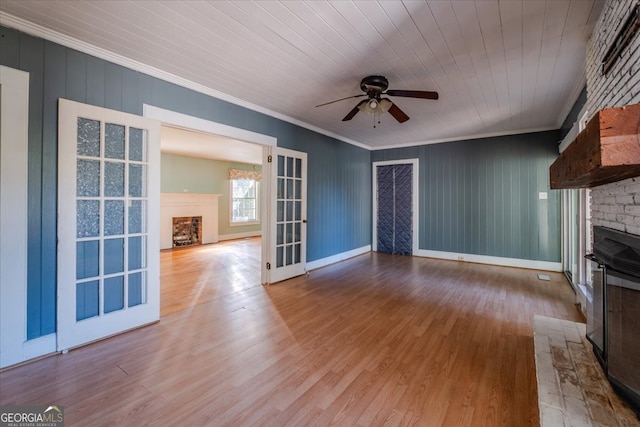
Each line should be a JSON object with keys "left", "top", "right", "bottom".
{"left": 373, "top": 110, "right": 382, "bottom": 128}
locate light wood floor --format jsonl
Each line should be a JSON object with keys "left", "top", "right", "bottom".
{"left": 160, "top": 238, "right": 261, "bottom": 317}
{"left": 0, "top": 244, "right": 581, "bottom": 426}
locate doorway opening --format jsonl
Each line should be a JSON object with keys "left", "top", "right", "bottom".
{"left": 144, "top": 105, "right": 276, "bottom": 316}
{"left": 372, "top": 159, "right": 419, "bottom": 256}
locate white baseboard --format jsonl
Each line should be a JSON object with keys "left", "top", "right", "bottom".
{"left": 307, "top": 245, "right": 371, "bottom": 271}
{"left": 23, "top": 333, "right": 56, "bottom": 359}
{"left": 415, "top": 249, "right": 562, "bottom": 272}
{"left": 218, "top": 231, "right": 262, "bottom": 241}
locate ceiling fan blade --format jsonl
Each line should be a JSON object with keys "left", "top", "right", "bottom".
{"left": 385, "top": 89, "right": 439, "bottom": 100}
{"left": 388, "top": 102, "right": 410, "bottom": 123}
{"left": 342, "top": 99, "right": 368, "bottom": 121}
{"left": 315, "top": 94, "right": 366, "bottom": 108}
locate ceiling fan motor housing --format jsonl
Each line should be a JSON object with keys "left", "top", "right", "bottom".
{"left": 360, "top": 75, "right": 389, "bottom": 98}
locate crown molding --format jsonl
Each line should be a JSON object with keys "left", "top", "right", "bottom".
{"left": 0, "top": 11, "right": 571, "bottom": 153}
{"left": 370, "top": 125, "right": 559, "bottom": 151}
{"left": 0, "top": 12, "right": 369, "bottom": 151}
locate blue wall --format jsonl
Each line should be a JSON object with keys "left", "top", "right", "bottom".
{"left": 1, "top": 26, "right": 371, "bottom": 339}
{"left": 371, "top": 131, "right": 562, "bottom": 263}
{"left": 1, "top": 24, "right": 563, "bottom": 342}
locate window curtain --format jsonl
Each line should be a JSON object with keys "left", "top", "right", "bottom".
{"left": 228, "top": 168, "right": 261, "bottom": 181}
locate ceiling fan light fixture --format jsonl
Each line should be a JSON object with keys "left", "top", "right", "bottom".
{"left": 355, "top": 97, "right": 395, "bottom": 128}
{"left": 379, "top": 98, "right": 392, "bottom": 112}
{"left": 358, "top": 98, "right": 389, "bottom": 114}
{"left": 357, "top": 100, "right": 372, "bottom": 114}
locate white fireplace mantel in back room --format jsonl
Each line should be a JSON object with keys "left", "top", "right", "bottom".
{"left": 160, "top": 193, "right": 222, "bottom": 249}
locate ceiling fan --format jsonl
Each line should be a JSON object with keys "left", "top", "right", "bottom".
{"left": 316, "top": 75, "right": 438, "bottom": 125}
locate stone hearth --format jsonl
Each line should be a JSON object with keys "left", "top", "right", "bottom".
{"left": 533, "top": 315, "right": 638, "bottom": 426}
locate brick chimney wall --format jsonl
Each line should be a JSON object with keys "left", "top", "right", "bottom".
{"left": 586, "top": 0, "right": 640, "bottom": 234}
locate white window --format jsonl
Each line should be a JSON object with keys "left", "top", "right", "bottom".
{"left": 230, "top": 178, "right": 259, "bottom": 225}
{"left": 561, "top": 108, "right": 591, "bottom": 316}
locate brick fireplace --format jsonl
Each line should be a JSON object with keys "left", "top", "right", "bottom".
{"left": 586, "top": 0, "right": 640, "bottom": 233}
{"left": 543, "top": 1, "right": 640, "bottom": 422}
{"left": 591, "top": 179, "right": 640, "bottom": 234}
{"left": 583, "top": 0, "right": 640, "bottom": 417}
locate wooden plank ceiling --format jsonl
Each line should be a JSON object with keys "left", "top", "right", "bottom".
{"left": 0, "top": 0, "right": 604, "bottom": 149}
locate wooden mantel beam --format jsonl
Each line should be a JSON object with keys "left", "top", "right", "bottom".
{"left": 550, "top": 103, "right": 640, "bottom": 189}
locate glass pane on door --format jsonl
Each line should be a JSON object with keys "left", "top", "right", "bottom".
{"left": 275, "top": 153, "right": 303, "bottom": 268}
{"left": 74, "top": 116, "right": 149, "bottom": 320}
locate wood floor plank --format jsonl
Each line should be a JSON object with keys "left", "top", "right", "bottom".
{"left": 0, "top": 239, "right": 582, "bottom": 426}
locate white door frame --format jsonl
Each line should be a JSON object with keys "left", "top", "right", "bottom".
{"left": 143, "top": 105, "right": 276, "bottom": 284}
{"left": 0, "top": 65, "right": 30, "bottom": 367}
{"left": 1, "top": 66, "right": 56, "bottom": 367}
{"left": 372, "top": 159, "right": 419, "bottom": 255}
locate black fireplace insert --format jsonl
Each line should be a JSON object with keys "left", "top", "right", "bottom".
{"left": 587, "top": 226, "right": 640, "bottom": 416}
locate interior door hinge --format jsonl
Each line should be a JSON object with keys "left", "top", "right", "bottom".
{"left": 266, "top": 262, "right": 271, "bottom": 270}
{"left": 267, "top": 155, "right": 273, "bottom": 163}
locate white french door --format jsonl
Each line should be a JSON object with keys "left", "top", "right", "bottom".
{"left": 268, "top": 147, "right": 307, "bottom": 283}
{"left": 57, "top": 99, "right": 160, "bottom": 351}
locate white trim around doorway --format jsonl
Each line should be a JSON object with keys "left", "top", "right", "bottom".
{"left": 142, "top": 105, "right": 276, "bottom": 284}
{"left": 0, "top": 66, "right": 57, "bottom": 367}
